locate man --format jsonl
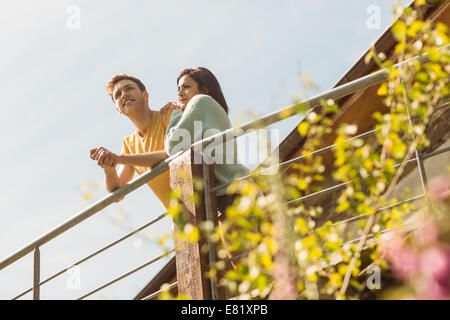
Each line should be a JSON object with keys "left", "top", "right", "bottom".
{"left": 90, "top": 74, "right": 179, "bottom": 209}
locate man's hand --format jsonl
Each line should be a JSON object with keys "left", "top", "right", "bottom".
{"left": 90, "top": 147, "right": 118, "bottom": 169}
{"left": 160, "top": 101, "right": 183, "bottom": 113}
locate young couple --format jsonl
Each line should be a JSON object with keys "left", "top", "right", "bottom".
{"left": 90, "top": 67, "right": 249, "bottom": 217}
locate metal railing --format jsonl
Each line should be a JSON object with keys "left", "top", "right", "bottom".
{"left": 0, "top": 45, "right": 448, "bottom": 300}
{"left": 0, "top": 150, "right": 182, "bottom": 300}
{"left": 11, "top": 213, "right": 169, "bottom": 300}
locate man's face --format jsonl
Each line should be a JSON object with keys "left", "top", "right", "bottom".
{"left": 112, "top": 79, "right": 148, "bottom": 116}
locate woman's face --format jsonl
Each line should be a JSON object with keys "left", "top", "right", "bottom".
{"left": 177, "top": 75, "right": 204, "bottom": 108}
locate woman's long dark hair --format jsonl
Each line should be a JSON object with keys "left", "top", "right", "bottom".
{"left": 177, "top": 67, "right": 229, "bottom": 114}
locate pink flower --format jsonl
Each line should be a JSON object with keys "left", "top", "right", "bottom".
{"left": 419, "top": 247, "right": 450, "bottom": 281}
{"left": 416, "top": 246, "right": 450, "bottom": 299}
{"left": 413, "top": 220, "right": 439, "bottom": 247}
{"left": 380, "top": 232, "right": 405, "bottom": 259}
{"left": 381, "top": 231, "right": 419, "bottom": 280}
{"left": 392, "top": 246, "right": 420, "bottom": 280}
{"left": 416, "top": 278, "right": 449, "bottom": 300}
{"left": 428, "top": 176, "right": 450, "bottom": 202}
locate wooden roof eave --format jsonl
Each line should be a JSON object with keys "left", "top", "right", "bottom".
{"left": 276, "top": 0, "right": 448, "bottom": 168}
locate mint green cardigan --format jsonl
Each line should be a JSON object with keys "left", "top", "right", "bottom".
{"left": 164, "top": 94, "right": 249, "bottom": 195}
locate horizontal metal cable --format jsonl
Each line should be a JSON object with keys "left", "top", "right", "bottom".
{"left": 211, "top": 99, "right": 449, "bottom": 193}
{"left": 76, "top": 248, "right": 175, "bottom": 300}
{"left": 216, "top": 195, "right": 424, "bottom": 262}
{"left": 331, "top": 194, "right": 425, "bottom": 227}
{"left": 11, "top": 212, "right": 168, "bottom": 300}
{"left": 283, "top": 145, "right": 450, "bottom": 206}
{"left": 211, "top": 147, "right": 447, "bottom": 264}
{"left": 141, "top": 281, "right": 178, "bottom": 300}
{"left": 211, "top": 129, "right": 377, "bottom": 192}
{"left": 340, "top": 219, "right": 419, "bottom": 247}
{"left": 283, "top": 156, "right": 418, "bottom": 206}
{"left": 213, "top": 195, "right": 425, "bottom": 281}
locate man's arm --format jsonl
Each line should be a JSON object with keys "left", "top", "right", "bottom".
{"left": 116, "top": 150, "right": 169, "bottom": 168}
{"left": 104, "top": 164, "right": 135, "bottom": 193}
{"left": 103, "top": 165, "right": 134, "bottom": 202}
{"left": 91, "top": 147, "right": 169, "bottom": 169}
{"left": 90, "top": 147, "right": 135, "bottom": 202}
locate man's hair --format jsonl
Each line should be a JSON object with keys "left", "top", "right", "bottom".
{"left": 106, "top": 74, "right": 146, "bottom": 100}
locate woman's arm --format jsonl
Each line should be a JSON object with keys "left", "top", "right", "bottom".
{"left": 116, "top": 150, "right": 169, "bottom": 168}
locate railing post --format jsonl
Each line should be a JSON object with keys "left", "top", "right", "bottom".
{"left": 33, "top": 247, "right": 40, "bottom": 300}
{"left": 202, "top": 158, "right": 220, "bottom": 300}
{"left": 169, "top": 148, "right": 218, "bottom": 300}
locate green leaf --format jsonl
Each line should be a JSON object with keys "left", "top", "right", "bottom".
{"left": 392, "top": 21, "right": 406, "bottom": 41}
{"left": 364, "top": 50, "right": 374, "bottom": 64}
{"left": 295, "top": 218, "right": 309, "bottom": 235}
{"left": 336, "top": 200, "right": 350, "bottom": 213}
{"left": 407, "top": 20, "right": 424, "bottom": 38}
{"left": 298, "top": 122, "right": 310, "bottom": 136}
{"left": 297, "top": 178, "right": 308, "bottom": 190}
{"left": 427, "top": 47, "right": 441, "bottom": 62}
{"left": 377, "top": 83, "right": 388, "bottom": 96}
{"left": 392, "top": 142, "right": 406, "bottom": 159}
{"left": 260, "top": 254, "right": 272, "bottom": 269}
{"left": 415, "top": 71, "right": 429, "bottom": 83}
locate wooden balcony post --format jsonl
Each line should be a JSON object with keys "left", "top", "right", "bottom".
{"left": 169, "top": 148, "right": 219, "bottom": 300}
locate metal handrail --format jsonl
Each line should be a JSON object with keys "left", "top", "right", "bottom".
{"left": 0, "top": 151, "right": 181, "bottom": 272}
{"left": 0, "top": 44, "right": 447, "bottom": 299}
{"left": 11, "top": 212, "right": 168, "bottom": 300}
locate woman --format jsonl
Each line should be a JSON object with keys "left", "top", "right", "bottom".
{"left": 164, "top": 67, "right": 249, "bottom": 217}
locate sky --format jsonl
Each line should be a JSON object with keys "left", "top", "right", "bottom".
{"left": 0, "top": 0, "right": 410, "bottom": 299}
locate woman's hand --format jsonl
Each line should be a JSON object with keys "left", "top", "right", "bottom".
{"left": 160, "top": 102, "right": 183, "bottom": 113}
